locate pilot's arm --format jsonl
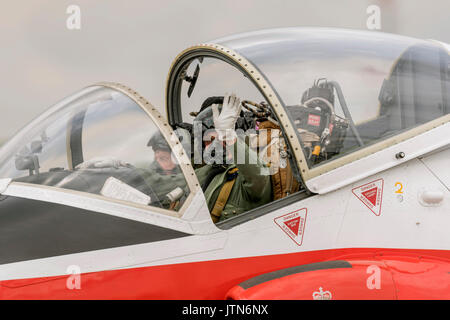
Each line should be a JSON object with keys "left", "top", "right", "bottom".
{"left": 232, "top": 137, "right": 272, "bottom": 200}
{"left": 212, "top": 93, "right": 271, "bottom": 196}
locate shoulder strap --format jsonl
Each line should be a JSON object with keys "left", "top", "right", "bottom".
{"left": 210, "top": 168, "right": 239, "bottom": 223}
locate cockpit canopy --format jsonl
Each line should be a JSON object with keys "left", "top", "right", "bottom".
{"left": 213, "top": 28, "right": 449, "bottom": 169}
{"left": 0, "top": 85, "right": 192, "bottom": 214}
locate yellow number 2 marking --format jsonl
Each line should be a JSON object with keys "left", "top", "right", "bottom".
{"left": 395, "top": 182, "right": 403, "bottom": 194}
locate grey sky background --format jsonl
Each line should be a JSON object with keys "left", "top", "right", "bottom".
{"left": 0, "top": 0, "right": 449, "bottom": 142}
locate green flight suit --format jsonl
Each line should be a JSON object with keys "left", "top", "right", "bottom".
{"left": 140, "top": 138, "right": 272, "bottom": 220}
{"left": 195, "top": 138, "right": 272, "bottom": 222}
{"left": 138, "top": 161, "right": 189, "bottom": 209}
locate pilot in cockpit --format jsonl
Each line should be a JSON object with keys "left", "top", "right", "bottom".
{"left": 76, "top": 93, "right": 272, "bottom": 222}
{"left": 138, "top": 132, "right": 187, "bottom": 210}
{"left": 192, "top": 93, "right": 272, "bottom": 223}
{"left": 147, "top": 132, "right": 181, "bottom": 176}
{"left": 142, "top": 93, "right": 272, "bottom": 222}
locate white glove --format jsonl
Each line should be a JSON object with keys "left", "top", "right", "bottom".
{"left": 211, "top": 93, "right": 242, "bottom": 142}
{"left": 76, "top": 157, "right": 130, "bottom": 170}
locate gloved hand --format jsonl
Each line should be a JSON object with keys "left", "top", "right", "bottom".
{"left": 76, "top": 157, "right": 130, "bottom": 170}
{"left": 211, "top": 93, "right": 242, "bottom": 142}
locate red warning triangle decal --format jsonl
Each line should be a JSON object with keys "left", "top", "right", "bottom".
{"left": 352, "top": 179, "right": 384, "bottom": 216}
{"left": 284, "top": 217, "right": 300, "bottom": 235}
{"left": 361, "top": 187, "right": 378, "bottom": 206}
{"left": 274, "top": 208, "right": 307, "bottom": 246}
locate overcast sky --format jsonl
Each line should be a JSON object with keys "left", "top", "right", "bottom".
{"left": 0, "top": 0, "right": 449, "bottom": 142}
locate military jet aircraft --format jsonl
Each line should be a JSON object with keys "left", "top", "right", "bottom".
{"left": 0, "top": 28, "right": 449, "bottom": 299}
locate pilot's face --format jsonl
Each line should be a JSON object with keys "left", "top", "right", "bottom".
{"left": 155, "top": 150, "right": 176, "bottom": 172}
{"left": 204, "top": 131, "right": 236, "bottom": 149}
{"left": 204, "top": 131, "right": 234, "bottom": 163}
{"left": 204, "top": 131, "right": 220, "bottom": 150}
